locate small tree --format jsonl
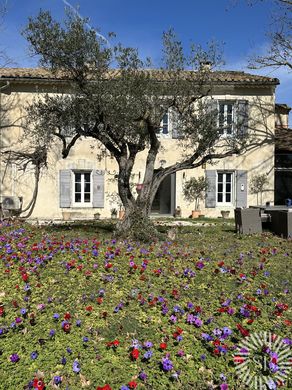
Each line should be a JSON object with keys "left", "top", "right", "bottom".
{"left": 250, "top": 173, "right": 269, "bottom": 205}
{"left": 183, "top": 176, "right": 209, "bottom": 211}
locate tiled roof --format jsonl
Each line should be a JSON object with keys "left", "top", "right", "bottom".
{"left": 0, "top": 67, "right": 279, "bottom": 85}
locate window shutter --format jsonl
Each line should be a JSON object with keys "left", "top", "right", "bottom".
{"left": 59, "top": 170, "right": 72, "bottom": 208}
{"left": 236, "top": 170, "right": 248, "bottom": 208}
{"left": 92, "top": 170, "right": 105, "bottom": 208}
{"left": 205, "top": 170, "right": 217, "bottom": 208}
{"left": 236, "top": 100, "right": 249, "bottom": 137}
{"left": 207, "top": 99, "right": 218, "bottom": 122}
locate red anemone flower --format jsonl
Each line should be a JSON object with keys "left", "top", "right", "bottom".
{"left": 33, "top": 378, "right": 45, "bottom": 390}
{"left": 131, "top": 348, "right": 139, "bottom": 360}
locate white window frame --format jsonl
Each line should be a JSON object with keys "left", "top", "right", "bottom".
{"left": 72, "top": 170, "right": 93, "bottom": 207}
{"left": 216, "top": 171, "right": 234, "bottom": 205}
{"left": 218, "top": 101, "right": 235, "bottom": 136}
{"left": 157, "top": 110, "right": 171, "bottom": 138}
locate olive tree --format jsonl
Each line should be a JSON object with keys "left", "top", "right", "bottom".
{"left": 22, "top": 10, "right": 250, "bottom": 239}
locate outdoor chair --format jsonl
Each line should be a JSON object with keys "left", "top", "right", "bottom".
{"left": 234, "top": 208, "right": 262, "bottom": 234}
{"left": 269, "top": 210, "right": 292, "bottom": 238}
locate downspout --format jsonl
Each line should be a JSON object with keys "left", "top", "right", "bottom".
{"left": 0, "top": 81, "right": 11, "bottom": 191}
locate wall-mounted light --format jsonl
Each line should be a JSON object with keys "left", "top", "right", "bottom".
{"left": 160, "top": 159, "right": 166, "bottom": 168}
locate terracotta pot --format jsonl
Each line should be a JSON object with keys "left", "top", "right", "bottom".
{"left": 119, "top": 210, "right": 125, "bottom": 220}
{"left": 220, "top": 210, "right": 230, "bottom": 219}
{"left": 191, "top": 210, "right": 201, "bottom": 219}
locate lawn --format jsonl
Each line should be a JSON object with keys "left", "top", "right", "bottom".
{"left": 0, "top": 220, "right": 291, "bottom": 390}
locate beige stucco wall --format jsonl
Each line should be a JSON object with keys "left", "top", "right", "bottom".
{"left": 0, "top": 81, "right": 276, "bottom": 220}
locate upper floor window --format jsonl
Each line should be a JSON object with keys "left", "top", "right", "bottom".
{"left": 218, "top": 102, "right": 234, "bottom": 136}
{"left": 73, "top": 171, "right": 92, "bottom": 205}
{"left": 156, "top": 109, "right": 181, "bottom": 139}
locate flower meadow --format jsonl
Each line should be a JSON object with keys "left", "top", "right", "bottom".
{"left": 0, "top": 221, "right": 291, "bottom": 389}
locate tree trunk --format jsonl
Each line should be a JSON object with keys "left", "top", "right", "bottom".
{"left": 114, "top": 199, "right": 161, "bottom": 242}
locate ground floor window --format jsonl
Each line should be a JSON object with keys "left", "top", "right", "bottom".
{"left": 73, "top": 171, "right": 92, "bottom": 205}
{"left": 217, "top": 172, "right": 233, "bottom": 204}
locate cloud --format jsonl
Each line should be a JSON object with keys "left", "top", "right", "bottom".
{"left": 60, "top": 0, "right": 110, "bottom": 46}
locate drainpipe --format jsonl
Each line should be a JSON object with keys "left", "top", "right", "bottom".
{"left": 0, "top": 81, "right": 11, "bottom": 192}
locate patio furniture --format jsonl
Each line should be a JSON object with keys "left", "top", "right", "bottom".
{"left": 234, "top": 208, "right": 262, "bottom": 234}
{"left": 268, "top": 210, "right": 292, "bottom": 238}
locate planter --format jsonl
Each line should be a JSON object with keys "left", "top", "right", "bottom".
{"left": 220, "top": 210, "right": 230, "bottom": 219}
{"left": 94, "top": 212, "right": 101, "bottom": 220}
{"left": 62, "top": 211, "right": 71, "bottom": 221}
{"left": 136, "top": 184, "right": 143, "bottom": 193}
{"left": 174, "top": 206, "right": 181, "bottom": 218}
{"left": 191, "top": 210, "right": 201, "bottom": 219}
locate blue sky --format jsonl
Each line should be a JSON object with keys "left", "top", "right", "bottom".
{"left": 1, "top": 0, "right": 291, "bottom": 108}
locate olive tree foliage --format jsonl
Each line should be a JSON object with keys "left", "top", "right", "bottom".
{"left": 250, "top": 173, "right": 269, "bottom": 205}
{"left": 247, "top": 0, "right": 292, "bottom": 70}
{"left": 183, "top": 176, "right": 209, "bottom": 211}
{"left": 23, "top": 10, "right": 249, "bottom": 239}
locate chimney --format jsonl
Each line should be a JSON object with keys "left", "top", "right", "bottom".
{"left": 199, "top": 61, "right": 212, "bottom": 72}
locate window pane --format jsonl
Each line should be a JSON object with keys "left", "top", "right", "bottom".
{"left": 226, "top": 173, "right": 232, "bottom": 182}
{"left": 218, "top": 183, "right": 223, "bottom": 192}
{"left": 84, "top": 173, "right": 91, "bottom": 182}
{"left": 227, "top": 104, "right": 233, "bottom": 114}
{"left": 75, "top": 193, "right": 81, "bottom": 202}
{"left": 75, "top": 173, "right": 81, "bottom": 182}
{"left": 84, "top": 193, "right": 91, "bottom": 202}
{"left": 219, "top": 113, "right": 224, "bottom": 127}
{"left": 218, "top": 173, "right": 223, "bottom": 182}
{"left": 84, "top": 183, "right": 91, "bottom": 192}
{"left": 226, "top": 183, "right": 231, "bottom": 192}
{"left": 219, "top": 104, "right": 224, "bottom": 113}
{"left": 217, "top": 193, "right": 223, "bottom": 202}
{"left": 75, "top": 183, "right": 81, "bottom": 192}
{"left": 226, "top": 193, "right": 231, "bottom": 202}
{"left": 163, "top": 113, "right": 168, "bottom": 125}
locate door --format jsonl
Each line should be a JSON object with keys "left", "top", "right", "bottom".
{"left": 151, "top": 173, "right": 176, "bottom": 215}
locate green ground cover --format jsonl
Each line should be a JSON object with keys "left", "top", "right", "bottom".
{"left": 0, "top": 220, "right": 291, "bottom": 389}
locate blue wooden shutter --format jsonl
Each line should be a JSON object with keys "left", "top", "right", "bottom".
{"left": 92, "top": 170, "right": 105, "bottom": 208}
{"left": 236, "top": 170, "right": 248, "bottom": 207}
{"left": 236, "top": 100, "right": 249, "bottom": 137}
{"left": 205, "top": 170, "right": 217, "bottom": 208}
{"left": 59, "top": 170, "right": 72, "bottom": 208}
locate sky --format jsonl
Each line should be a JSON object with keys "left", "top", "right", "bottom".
{"left": 1, "top": 0, "right": 291, "bottom": 109}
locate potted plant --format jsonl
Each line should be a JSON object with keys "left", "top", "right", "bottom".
{"left": 250, "top": 173, "right": 269, "bottom": 205}
{"left": 94, "top": 212, "right": 101, "bottom": 220}
{"left": 183, "top": 176, "right": 209, "bottom": 218}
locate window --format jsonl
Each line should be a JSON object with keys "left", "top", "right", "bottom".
{"left": 156, "top": 111, "right": 170, "bottom": 136}
{"left": 217, "top": 172, "right": 233, "bottom": 204}
{"left": 73, "top": 171, "right": 92, "bottom": 205}
{"left": 218, "top": 102, "right": 234, "bottom": 135}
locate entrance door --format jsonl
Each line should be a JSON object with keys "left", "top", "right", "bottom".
{"left": 275, "top": 169, "right": 292, "bottom": 204}
{"left": 151, "top": 173, "right": 176, "bottom": 215}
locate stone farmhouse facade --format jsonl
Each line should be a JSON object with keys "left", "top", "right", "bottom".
{"left": 0, "top": 68, "right": 280, "bottom": 220}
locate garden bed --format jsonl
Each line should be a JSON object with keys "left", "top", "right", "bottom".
{"left": 0, "top": 221, "right": 291, "bottom": 389}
